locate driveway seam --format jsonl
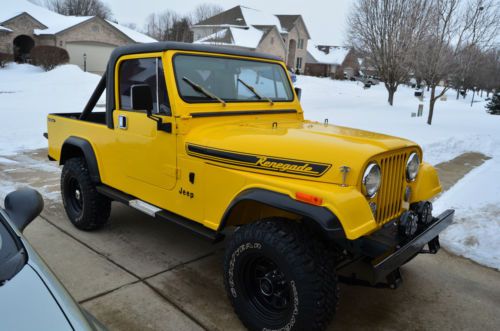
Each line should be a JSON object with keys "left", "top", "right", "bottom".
{"left": 39, "top": 213, "right": 211, "bottom": 330}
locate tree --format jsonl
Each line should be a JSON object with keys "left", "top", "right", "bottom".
{"left": 144, "top": 10, "right": 193, "bottom": 42}
{"left": 485, "top": 93, "right": 500, "bottom": 114}
{"left": 44, "top": 0, "right": 113, "bottom": 20}
{"left": 414, "top": 0, "right": 500, "bottom": 124}
{"left": 191, "top": 3, "right": 224, "bottom": 24}
{"left": 348, "top": 0, "right": 433, "bottom": 106}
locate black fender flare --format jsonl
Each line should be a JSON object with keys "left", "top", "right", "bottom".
{"left": 219, "top": 189, "right": 345, "bottom": 240}
{"left": 60, "top": 136, "right": 101, "bottom": 183}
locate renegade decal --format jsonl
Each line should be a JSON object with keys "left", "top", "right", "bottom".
{"left": 186, "top": 144, "right": 331, "bottom": 177}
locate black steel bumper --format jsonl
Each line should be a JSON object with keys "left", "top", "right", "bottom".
{"left": 338, "top": 209, "right": 454, "bottom": 287}
{"left": 372, "top": 209, "right": 454, "bottom": 284}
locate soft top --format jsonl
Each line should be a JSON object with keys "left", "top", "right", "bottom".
{"left": 108, "top": 41, "right": 281, "bottom": 64}
{"left": 105, "top": 42, "right": 282, "bottom": 127}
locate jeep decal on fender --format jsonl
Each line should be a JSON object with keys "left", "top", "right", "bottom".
{"left": 186, "top": 144, "right": 331, "bottom": 177}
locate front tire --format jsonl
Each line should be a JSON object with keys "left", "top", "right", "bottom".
{"left": 61, "top": 157, "right": 111, "bottom": 230}
{"left": 224, "top": 218, "right": 339, "bottom": 331}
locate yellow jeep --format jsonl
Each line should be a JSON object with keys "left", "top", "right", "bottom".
{"left": 46, "top": 42, "right": 453, "bottom": 331}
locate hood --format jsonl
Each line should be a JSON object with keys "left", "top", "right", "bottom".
{"left": 185, "top": 119, "right": 418, "bottom": 186}
{"left": 0, "top": 265, "right": 71, "bottom": 330}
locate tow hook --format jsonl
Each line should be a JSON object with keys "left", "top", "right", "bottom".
{"left": 386, "top": 268, "right": 403, "bottom": 289}
{"left": 420, "top": 236, "right": 441, "bottom": 254}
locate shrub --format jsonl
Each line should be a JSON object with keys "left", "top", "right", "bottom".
{"left": 0, "top": 52, "right": 13, "bottom": 68}
{"left": 486, "top": 93, "right": 500, "bottom": 115}
{"left": 30, "top": 46, "right": 69, "bottom": 71}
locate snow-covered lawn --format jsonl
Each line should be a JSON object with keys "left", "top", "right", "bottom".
{"left": 0, "top": 63, "right": 498, "bottom": 270}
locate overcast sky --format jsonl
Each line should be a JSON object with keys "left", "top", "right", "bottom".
{"left": 105, "top": 0, "right": 352, "bottom": 45}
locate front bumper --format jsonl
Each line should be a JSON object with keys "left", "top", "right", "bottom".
{"left": 338, "top": 209, "right": 454, "bottom": 287}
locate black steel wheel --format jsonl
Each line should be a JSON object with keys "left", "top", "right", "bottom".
{"left": 61, "top": 157, "right": 111, "bottom": 230}
{"left": 224, "top": 218, "right": 339, "bottom": 331}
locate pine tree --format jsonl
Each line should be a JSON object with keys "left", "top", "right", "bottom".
{"left": 486, "top": 93, "right": 500, "bottom": 115}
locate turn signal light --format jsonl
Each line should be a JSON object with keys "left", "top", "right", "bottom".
{"left": 295, "top": 192, "right": 323, "bottom": 206}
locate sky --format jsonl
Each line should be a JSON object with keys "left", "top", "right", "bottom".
{"left": 104, "top": 0, "right": 352, "bottom": 45}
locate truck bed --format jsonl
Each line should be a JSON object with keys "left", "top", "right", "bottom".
{"left": 51, "top": 112, "right": 106, "bottom": 125}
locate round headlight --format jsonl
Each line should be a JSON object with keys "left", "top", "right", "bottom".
{"left": 406, "top": 152, "right": 420, "bottom": 181}
{"left": 362, "top": 163, "right": 381, "bottom": 198}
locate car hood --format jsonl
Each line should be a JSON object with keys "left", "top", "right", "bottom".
{"left": 185, "top": 119, "right": 418, "bottom": 185}
{"left": 0, "top": 265, "right": 71, "bottom": 331}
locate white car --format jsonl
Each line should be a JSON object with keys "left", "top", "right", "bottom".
{"left": 0, "top": 189, "right": 106, "bottom": 331}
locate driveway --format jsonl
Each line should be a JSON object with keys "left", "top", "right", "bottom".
{"left": 0, "top": 150, "right": 498, "bottom": 331}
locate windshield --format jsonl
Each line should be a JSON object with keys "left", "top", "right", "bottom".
{"left": 174, "top": 54, "right": 294, "bottom": 103}
{"left": 0, "top": 213, "right": 25, "bottom": 285}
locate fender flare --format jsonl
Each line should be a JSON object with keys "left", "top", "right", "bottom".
{"left": 219, "top": 188, "right": 345, "bottom": 240}
{"left": 60, "top": 136, "right": 101, "bottom": 183}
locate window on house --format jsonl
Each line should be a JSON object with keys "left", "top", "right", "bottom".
{"left": 298, "top": 39, "right": 304, "bottom": 49}
{"left": 119, "top": 58, "right": 171, "bottom": 115}
{"left": 270, "top": 37, "right": 274, "bottom": 45}
{"left": 296, "top": 57, "right": 303, "bottom": 69}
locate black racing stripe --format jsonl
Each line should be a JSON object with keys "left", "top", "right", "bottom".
{"left": 186, "top": 144, "right": 331, "bottom": 177}
{"left": 189, "top": 109, "right": 297, "bottom": 118}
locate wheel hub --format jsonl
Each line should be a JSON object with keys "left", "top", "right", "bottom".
{"left": 75, "top": 189, "right": 81, "bottom": 201}
{"left": 259, "top": 277, "right": 274, "bottom": 296}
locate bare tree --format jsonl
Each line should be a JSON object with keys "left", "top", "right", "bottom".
{"left": 416, "top": 0, "right": 500, "bottom": 125}
{"left": 44, "top": 0, "right": 113, "bottom": 20}
{"left": 191, "top": 3, "right": 224, "bottom": 24}
{"left": 348, "top": 0, "right": 433, "bottom": 106}
{"left": 144, "top": 10, "right": 192, "bottom": 42}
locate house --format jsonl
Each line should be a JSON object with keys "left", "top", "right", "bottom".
{"left": 191, "top": 6, "right": 311, "bottom": 72}
{"left": 305, "top": 44, "right": 359, "bottom": 79}
{"left": 0, "top": 0, "right": 156, "bottom": 74}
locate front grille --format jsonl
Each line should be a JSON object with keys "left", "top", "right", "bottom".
{"left": 374, "top": 151, "right": 408, "bottom": 223}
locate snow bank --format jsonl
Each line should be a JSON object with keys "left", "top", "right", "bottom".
{"left": 0, "top": 63, "right": 102, "bottom": 155}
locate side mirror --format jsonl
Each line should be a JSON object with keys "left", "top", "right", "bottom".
{"left": 131, "top": 84, "right": 153, "bottom": 115}
{"left": 5, "top": 189, "right": 44, "bottom": 232}
{"left": 295, "top": 87, "right": 302, "bottom": 101}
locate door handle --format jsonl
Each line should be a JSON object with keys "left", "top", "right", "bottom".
{"left": 118, "top": 115, "right": 127, "bottom": 129}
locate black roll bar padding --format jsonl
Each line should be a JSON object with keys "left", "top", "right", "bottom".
{"left": 79, "top": 72, "right": 107, "bottom": 121}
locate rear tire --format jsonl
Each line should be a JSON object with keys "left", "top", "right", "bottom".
{"left": 61, "top": 157, "right": 111, "bottom": 230}
{"left": 223, "top": 218, "right": 339, "bottom": 331}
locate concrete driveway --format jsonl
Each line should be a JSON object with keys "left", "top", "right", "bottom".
{"left": 0, "top": 149, "right": 499, "bottom": 331}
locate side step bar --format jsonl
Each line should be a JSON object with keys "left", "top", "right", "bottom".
{"left": 96, "top": 185, "right": 224, "bottom": 242}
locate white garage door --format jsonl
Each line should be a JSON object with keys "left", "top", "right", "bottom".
{"left": 66, "top": 42, "right": 117, "bottom": 74}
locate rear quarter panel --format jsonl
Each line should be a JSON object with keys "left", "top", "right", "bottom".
{"left": 47, "top": 114, "right": 117, "bottom": 184}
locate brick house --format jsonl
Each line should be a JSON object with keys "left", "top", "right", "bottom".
{"left": 191, "top": 6, "right": 311, "bottom": 72}
{"left": 305, "top": 44, "right": 359, "bottom": 79}
{"left": 0, "top": 0, "right": 155, "bottom": 74}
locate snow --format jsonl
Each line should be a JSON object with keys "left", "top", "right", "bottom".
{"left": 0, "top": 63, "right": 499, "bottom": 270}
{"left": 195, "top": 27, "right": 264, "bottom": 49}
{"left": 2, "top": 0, "right": 154, "bottom": 43}
{"left": 0, "top": 63, "right": 102, "bottom": 155}
{"left": 0, "top": 26, "right": 13, "bottom": 32}
{"left": 106, "top": 20, "right": 157, "bottom": 43}
{"left": 230, "top": 27, "right": 264, "bottom": 49}
{"left": 307, "top": 44, "right": 351, "bottom": 65}
{"left": 240, "top": 6, "right": 285, "bottom": 33}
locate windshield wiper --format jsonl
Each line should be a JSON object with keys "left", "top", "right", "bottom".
{"left": 182, "top": 77, "right": 226, "bottom": 107}
{"left": 237, "top": 78, "right": 274, "bottom": 105}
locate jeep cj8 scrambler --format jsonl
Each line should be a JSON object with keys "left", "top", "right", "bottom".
{"left": 46, "top": 42, "right": 454, "bottom": 331}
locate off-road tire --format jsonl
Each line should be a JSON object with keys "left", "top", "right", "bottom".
{"left": 61, "top": 157, "right": 111, "bottom": 230}
{"left": 223, "top": 218, "right": 339, "bottom": 331}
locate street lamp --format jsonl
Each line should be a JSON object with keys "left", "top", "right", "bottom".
{"left": 83, "top": 53, "right": 87, "bottom": 72}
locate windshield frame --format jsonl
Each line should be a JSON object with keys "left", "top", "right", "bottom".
{"left": 172, "top": 53, "right": 296, "bottom": 105}
{"left": 0, "top": 211, "right": 27, "bottom": 285}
